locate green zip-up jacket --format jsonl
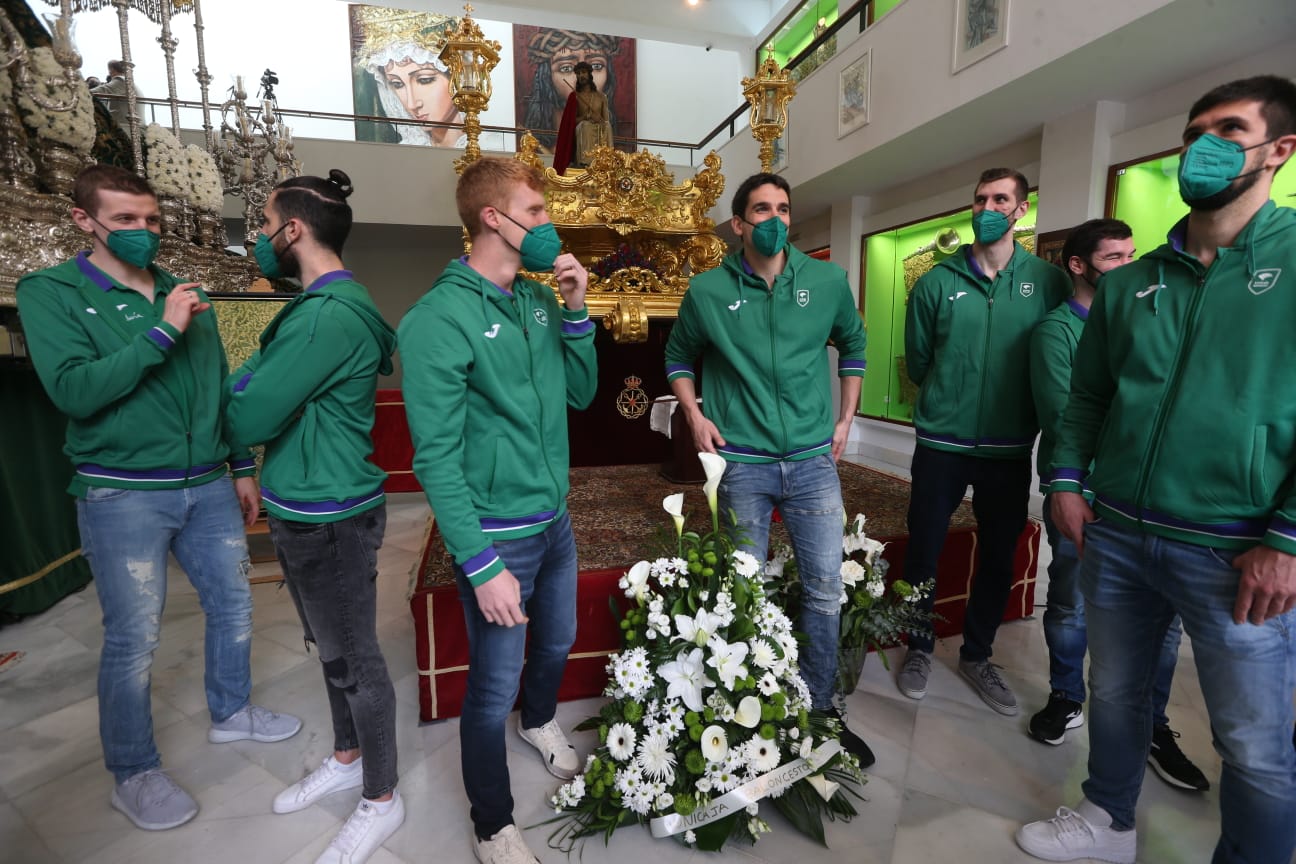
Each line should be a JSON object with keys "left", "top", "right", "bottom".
{"left": 16, "top": 252, "right": 256, "bottom": 495}
{"left": 1030, "top": 298, "right": 1088, "bottom": 493}
{"left": 663, "top": 246, "right": 867, "bottom": 463}
{"left": 398, "top": 258, "right": 598, "bottom": 586}
{"left": 905, "top": 243, "right": 1069, "bottom": 458}
{"left": 1051, "top": 202, "right": 1296, "bottom": 554}
{"left": 224, "top": 270, "right": 396, "bottom": 523}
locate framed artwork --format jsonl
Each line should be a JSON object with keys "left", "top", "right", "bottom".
{"left": 952, "top": 0, "right": 1010, "bottom": 74}
{"left": 837, "top": 49, "right": 870, "bottom": 138}
{"left": 513, "top": 25, "right": 636, "bottom": 154}
{"left": 1035, "top": 227, "right": 1069, "bottom": 269}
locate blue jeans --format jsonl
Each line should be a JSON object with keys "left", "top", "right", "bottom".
{"left": 1080, "top": 519, "right": 1296, "bottom": 863}
{"left": 904, "top": 446, "right": 1030, "bottom": 661}
{"left": 1041, "top": 496, "right": 1181, "bottom": 721}
{"left": 718, "top": 454, "right": 844, "bottom": 710}
{"left": 76, "top": 477, "right": 253, "bottom": 783}
{"left": 454, "top": 512, "right": 577, "bottom": 840}
{"left": 270, "top": 505, "right": 397, "bottom": 799}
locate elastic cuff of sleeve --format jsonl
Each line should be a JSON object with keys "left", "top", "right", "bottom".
{"left": 229, "top": 458, "right": 257, "bottom": 478}
{"left": 1263, "top": 521, "right": 1296, "bottom": 556}
{"left": 462, "top": 548, "right": 505, "bottom": 587}
{"left": 560, "top": 306, "right": 590, "bottom": 323}
{"left": 1049, "top": 479, "right": 1085, "bottom": 495}
{"left": 146, "top": 324, "right": 179, "bottom": 351}
{"left": 665, "top": 364, "right": 695, "bottom": 382}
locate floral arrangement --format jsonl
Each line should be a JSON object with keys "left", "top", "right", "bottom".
{"left": 143, "top": 123, "right": 190, "bottom": 199}
{"left": 184, "top": 143, "right": 225, "bottom": 212}
{"left": 765, "top": 514, "right": 935, "bottom": 688}
{"left": 548, "top": 454, "right": 864, "bottom": 852}
{"left": 591, "top": 243, "right": 660, "bottom": 280}
{"left": 13, "top": 47, "right": 94, "bottom": 151}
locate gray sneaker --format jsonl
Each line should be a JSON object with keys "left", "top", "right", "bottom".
{"left": 958, "top": 658, "right": 1019, "bottom": 715}
{"left": 896, "top": 648, "right": 932, "bottom": 699}
{"left": 208, "top": 704, "right": 302, "bottom": 743}
{"left": 111, "top": 769, "right": 198, "bottom": 831}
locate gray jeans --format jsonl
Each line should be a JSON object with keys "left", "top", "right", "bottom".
{"left": 269, "top": 504, "right": 397, "bottom": 798}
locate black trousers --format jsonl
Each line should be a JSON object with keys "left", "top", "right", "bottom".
{"left": 903, "top": 445, "right": 1031, "bottom": 662}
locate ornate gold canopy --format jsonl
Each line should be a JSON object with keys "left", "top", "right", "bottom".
{"left": 515, "top": 134, "right": 727, "bottom": 329}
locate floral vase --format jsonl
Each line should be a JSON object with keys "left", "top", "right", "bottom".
{"left": 836, "top": 645, "right": 867, "bottom": 697}
{"left": 33, "top": 139, "right": 85, "bottom": 196}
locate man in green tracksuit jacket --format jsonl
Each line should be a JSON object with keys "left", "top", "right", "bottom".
{"left": 664, "top": 171, "right": 873, "bottom": 766}
{"left": 223, "top": 170, "right": 404, "bottom": 863}
{"left": 896, "top": 168, "right": 1069, "bottom": 715}
{"left": 16, "top": 164, "right": 299, "bottom": 833}
{"left": 398, "top": 158, "right": 596, "bottom": 864}
{"left": 1018, "top": 76, "right": 1296, "bottom": 864}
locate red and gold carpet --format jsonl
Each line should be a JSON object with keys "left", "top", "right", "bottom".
{"left": 410, "top": 462, "right": 1039, "bottom": 721}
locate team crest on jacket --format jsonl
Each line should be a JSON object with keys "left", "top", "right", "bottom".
{"left": 533, "top": 308, "right": 549, "bottom": 326}
{"left": 1019, "top": 282, "right": 1035, "bottom": 298}
{"left": 1248, "top": 268, "right": 1281, "bottom": 295}
{"left": 796, "top": 288, "right": 809, "bottom": 307}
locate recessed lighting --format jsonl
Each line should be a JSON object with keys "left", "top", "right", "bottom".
{"left": 687, "top": 0, "right": 699, "bottom": 6}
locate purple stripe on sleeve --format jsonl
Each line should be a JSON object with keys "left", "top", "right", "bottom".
{"left": 146, "top": 326, "right": 175, "bottom": 350}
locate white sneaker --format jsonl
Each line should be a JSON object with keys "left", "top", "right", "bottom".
{"left": 273, "top": 755, "right": 364, "bottom": 814}
{"left": 315, "top": 791, "right": 404, "bottom": 864}
{"left": 1015, "top": 798, "right": 1136, "bottom": 863}
{"left": 517, "top": 718, "right": 579, "bottom": 780}
{"left": 473, "top": 824, "right": 539, "bottom": 864}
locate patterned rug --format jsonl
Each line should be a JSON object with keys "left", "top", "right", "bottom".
{"left": 416, "top": 461, "right": 976, "bottom": 589}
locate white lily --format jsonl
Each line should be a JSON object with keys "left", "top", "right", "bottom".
{"left": 700, "top": 724, "right": 728, "bottom": 761}
{"left": 861, "top": 537, "right": 887, "bottom": 568}
{"left": 734, "top": 695, "right": 762, "bottom": 728}
{"left": 675, "top": 608, "right": 723, "bottom": 648}
{"left": 706, "top": 634, "right": 750, "bottom": 690}
{"left": 662, "top": 493, "right": 686, "bottom": 542}
{"left": 698, "top": 452, "right": 726, "bottom": 531}
{"left": 624, "top": 560, "right": 651, "bottom": 601}
{"left": 806, "top": 773, "right": 840, "bottom": 802}
{"left": 658, "top": 647, "right": 713, "bottom": 712}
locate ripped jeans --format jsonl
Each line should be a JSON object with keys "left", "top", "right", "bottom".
{"left": 77, "top": 476, "right": 254, "bottom": 783}
{"left": 270, "top": 505, "right": 397, "bottom": 799}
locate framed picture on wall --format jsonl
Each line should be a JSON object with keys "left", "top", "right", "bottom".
{"left": 952, "top": 0, "right": 1010, "bottom": 74}
{"left": 837, "top": 49, "right": 870, "bottom": 138}
{"left": 1035, "top": 227, "right": 1069, "bottom": 269}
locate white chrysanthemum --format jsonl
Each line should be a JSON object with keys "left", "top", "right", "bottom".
{"left": 749, "top": 638, "right": 777, "bottom": 669}
{"left": 732, "top": 550, "right": 760, "bottom": 578}
{"left": 607, "top": 722, "right": 636, "bottom": 761}
{"left": 700, "top": 724, "right": 728, "bottom": 761}
{"left": 613, "top": 646, "right": 653, "bottom": 698}
{"left": 143, "top": 124, "right": 190, "bottom": 198}
{"left": 636, "top": 730, "right": 677, "bottom": 783}
{"left": 684, "top": 829, "right": 697, "bottom": 844}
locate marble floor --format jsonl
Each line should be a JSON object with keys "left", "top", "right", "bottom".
{"left": 0, "top": 468, "right": 1232, "bottom": 864}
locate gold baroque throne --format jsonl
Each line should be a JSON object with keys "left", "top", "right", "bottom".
{"left": 514, "top": 134, "right": 727, "bottom": 342}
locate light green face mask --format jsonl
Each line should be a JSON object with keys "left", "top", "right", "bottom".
{"left": 1177, "top": 132, "right": 1272, "bottom": 204}
{"left": 743, "top": 215, "right": 788, "bottom": 257}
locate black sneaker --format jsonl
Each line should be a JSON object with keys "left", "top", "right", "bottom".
{"left": 1028, "top": 691, "right": 1084, "bottom": 746}
{"left": 1148, "top": 724, "right": 1210, "bottom": 792}
{"left": 820, "top": 706, "right": 876, "bottom": 769}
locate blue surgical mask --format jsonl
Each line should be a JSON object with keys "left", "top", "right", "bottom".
{"left": 971, "top": 209, "right": 1011, "bottom": 245}
{"left": 1177, "top": 133, "right": 1272, "bottom": 204}
{"left": 742, "top": 215, "right": 788, "bottom": 257}
{"left": 498, "top": 210, "right": 563, "bottom": 272}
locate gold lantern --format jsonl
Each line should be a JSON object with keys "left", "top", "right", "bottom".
{"left": 741, "top": 47, "right": 796, "bottom": 173}
{"left": 439, "top": 3, "right": 501, "bottom": 174}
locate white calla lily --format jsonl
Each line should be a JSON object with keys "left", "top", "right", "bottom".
{"left": 662, "top": 493, "right": 686, "bottom": 541}
{"left": 700, "top": 724, "right": 728, "bottom": 761}
{"left": 806, "top": 773, "right": 840, "bottom": 802}
{"left": 698, "top": 452, "right": 726, "bottom": 531}
{"left": 624, "top": 560, "right": 651, "bottom": 601}
{"left": 734, "top": 695, "right": 762, "bottom": 728}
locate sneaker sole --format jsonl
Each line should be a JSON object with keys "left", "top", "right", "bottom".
{"left": 111, "top": 789, "right": 198, "bottom": 831}
{"left": 1147, "top": 754, "right": 1210, "bottom": 792}
{"left": 208, "top": 721, "right": 303, "bottom": 744}
{"left": 958, "top": 668, "right": 1019, "bottom": 716}
{"left": 897, "top": 681, "right": 927, "bottom": 700}
{"left": 1014, "top": 827, "right": 1136, "bottom": 863}
{"left": 1027, "top": 713, "right": 1084, "bottom": 746}
{"left": 272, "top": 773, "right": 365, "bottom": 814}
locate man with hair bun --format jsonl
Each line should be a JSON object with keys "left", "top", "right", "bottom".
{"left": 224, "top": 169, "right": 402, "bottom": 864}
{"left": 17, "top": 163, "right": 301, "bottom": 832}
